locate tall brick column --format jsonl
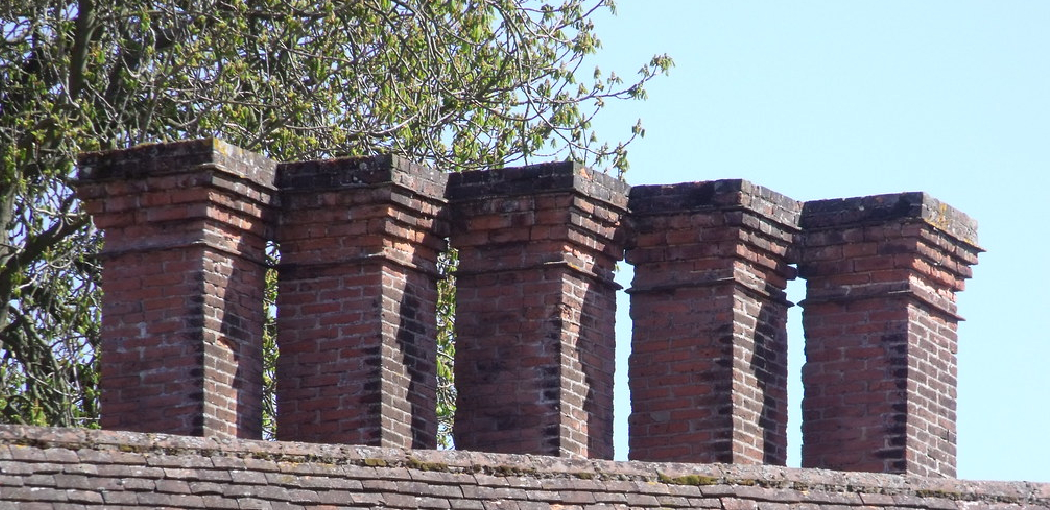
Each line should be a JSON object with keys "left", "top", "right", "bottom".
{"left": 798, "top": 192, "right": 981, "bottom": 477}
{"left": 625, "top": 180, "right": 800, "bottom": 464}
{"left": 448, "top": 163, "right": 628, "bottom": 459}
{"left": 274, "top": 155, "right": 448, "bottom": 448}
{"left": 75, "top": 139, "right": 276, "bottom": 438}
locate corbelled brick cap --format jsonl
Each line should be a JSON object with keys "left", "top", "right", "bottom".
{"left": 626, "top": 179, "right": 801, "bottom": 465}
{"left": 449, "top": 161, "right": 628, "bottom": 459}
{"left": 798, "top": 191, "right": 982, "bottom": 477}
{"left": 448, "top": 161, "right": 629, "bottom": 280}
{"left": 75, "top": 138, "right": 276, "bottom": 439}
{"left": 800, "top": 191, "right": 979, "bottom": 246}
{"left": 77, "top": 138, "right": 276, "bottom": 185}
{"left": 628, "top": 178, "right": 801, "bottom": 219}
{"left": 448, "top": 161, "right": 630, "bottom": 202}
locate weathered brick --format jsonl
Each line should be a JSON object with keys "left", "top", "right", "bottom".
{"left": 623, "top": 493, "right": 661, "bottom": 506}
{"left": 64, "top": 489, "right": 103, "bottom": 504}
{"left": 0, "top": 473, "right": 25, "bottom": 486}
{"left": 345, "top": 491, "right": 384, "bottom": 505}
{"left": 798, "top": 193, "right": 981, "bottom": 477}
{"left": 236, "top": 497, "right": 274, "bottom": 509}
{"left": 1, "top": 424, "right": 1048, "bottom": 510}
{"left": 626, "top": 179, "right": 800, "bottom": 465}
{"left": 450, "top": 500, "right": 487, "bottom": 510}
{"left": 449, "top": 163, "right": 627, "bottom": 460}
{"left": 5, "top": 447, "right": 49, "bottom": 465}
{"left": 200, "top": 495, "right": 242, "bottom": 509}
{"left": 229, "top": 470, "right": 269, "bottom": 485}
{"left": 102, "top": 490, "right": 141, "bottom": 505}
{"left": 75, "top": 139, "right": 276, "bottom": 439}
{"left": 275, "top": 156, "right": 447, "bottom": 449}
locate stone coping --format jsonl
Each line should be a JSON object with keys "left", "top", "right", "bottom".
{"left": 1, "top": 425, "right": 1046, "bottom": 507}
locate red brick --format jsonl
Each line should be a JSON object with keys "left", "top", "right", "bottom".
{"left": 76, "top": 140, "right": 274, "bottom": 439}
{"left": 626, "top": 180, "right": 799, "bottom": 465}
{"left": 274, "top": 157, "right": 447, "bottom": 449}
{"left": 448, "top": 164, "right": 627, "bottom": 460}
{"left": 799, "top": 194, "right": 981, "bottom": 477}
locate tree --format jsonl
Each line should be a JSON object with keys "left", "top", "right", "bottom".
{"left": 0, "top": 0, "right": 671, "bottom": 439}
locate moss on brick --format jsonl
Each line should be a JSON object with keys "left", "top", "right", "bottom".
{"left": 657, "top": 472, "right": 721, "bottom": 486}
{"left": 490, "top": 464, "right": 537, "bottom": 476}
{"left": 116, "top": 443, "right": 148, "bottom": 454}
{"left": 406, "top": 458, "right": 450, "bottom": 472}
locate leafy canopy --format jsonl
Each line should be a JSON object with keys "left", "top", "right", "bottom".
{"left": 0, "top": 0, "right": 671, "bottom": 437}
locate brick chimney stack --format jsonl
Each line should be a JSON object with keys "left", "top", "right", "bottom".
{"left": 625, "top": 180, "right": 800, "bottom": 464}
{"left": 448, "top": 163, "right": 628, "bottom": 459}
{"left": 76, "top": 139, "right": 276, "bottom": 438}
{"left": 274, "top": 156, "right": 448, "bottom": 449}
{"left": 798, "top": 193, "right": 981, "bottom": 477}
{"left": 76, "top": 139, "right": 981, "bottom": 474}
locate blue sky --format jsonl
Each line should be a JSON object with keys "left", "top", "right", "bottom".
{"left": 585, "top": 2, "right": 1050, "bottom": 482}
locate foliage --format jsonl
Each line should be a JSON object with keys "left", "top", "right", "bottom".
{"left": 0, "top": 0, "right": 671, "bottom": 439}
{"left": 261, "top": 245, "right": 280, "bottom": 440}
{"left": 435, "top": 249, "right": 458, "bottom": 448}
